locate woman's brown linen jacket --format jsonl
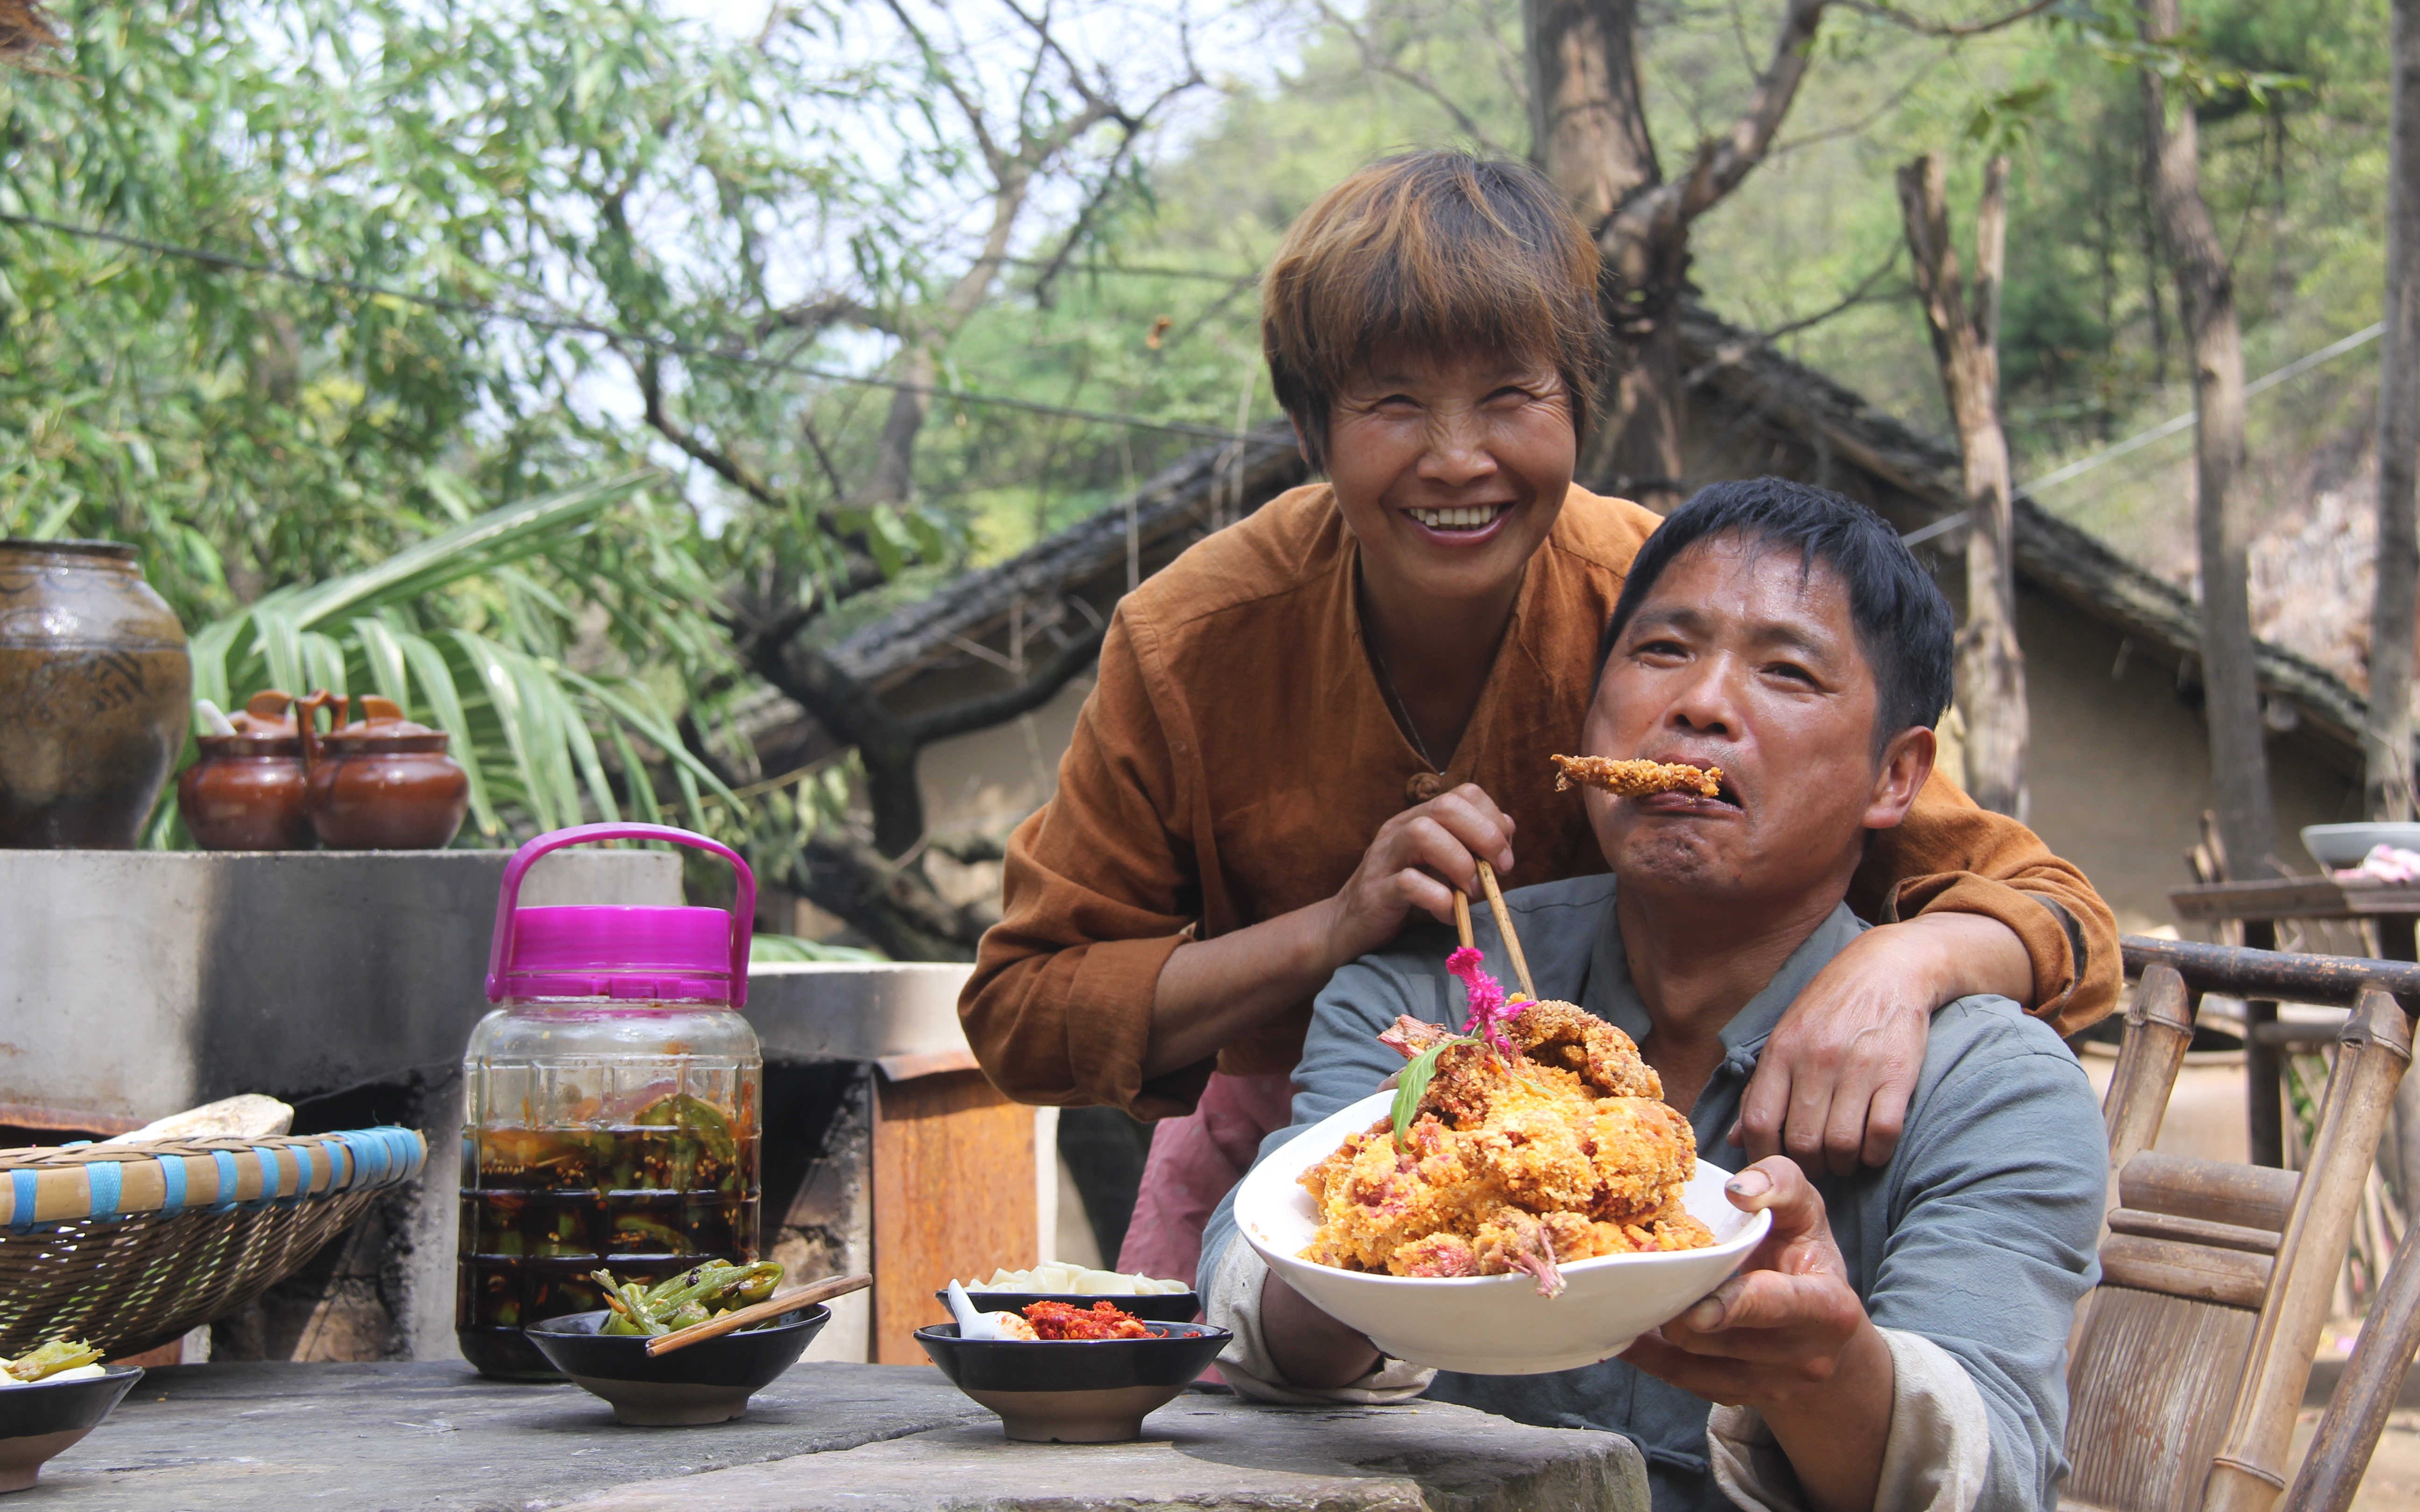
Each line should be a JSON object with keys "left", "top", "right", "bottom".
{"left": 960, "top": 483, "right": 2116, "bottom": 1120}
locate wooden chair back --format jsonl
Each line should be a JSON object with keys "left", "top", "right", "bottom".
{"left": 2062, "top": 948, "right": 2413, "bottom": 1512}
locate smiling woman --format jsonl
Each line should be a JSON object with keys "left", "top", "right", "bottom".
{"left": 957, "top": 150, "right": 2126, "bottom": 1290}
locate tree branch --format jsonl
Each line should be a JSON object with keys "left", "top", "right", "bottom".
{"left": 1681, "top": 246, "right": 1903, "bottom": 386}
{"left": 881, "top": 0, "right": 1006, "bottom": 171}
{"left": 677, "top": 709, "right": 748, "bottom": 790}
{"left": 1672, "top": 0, "right": 1829, "bottom": 224}
{"left": 1310, "top": 0, "right": 1510, "bottom": 153}
{"left": 748, "top": 636, "right": 928, "bottom": 857}
{"left": 1025, "top": 65, "right": 1205, "bottom": 306}
{"left": 1974, "top": 154, "right": 2008, "bottom": 354}
{"left": 1838, "top": 0, "right": 2055, "bottom": 38}
{"left": 1769, "top": 52, "right": 1942, "bottom": 158}
{"left": 634, "top": 351, "right": 786, "bottom": 510}
{"left": 930, "top": 832, "right": 1009, "bottom": 865}
{"left": 758, "top": 292, "right": 896, "bottom": 341}
{"left": 795, "top": 829, "right": 993, "bottom": 960}
{"left": 798, "top": 413, "right": 850, "bottom": 500}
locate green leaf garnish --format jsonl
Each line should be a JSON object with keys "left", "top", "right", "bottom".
{"left": 1391, "top": 1036, "right": 1477, "bottom": 1149}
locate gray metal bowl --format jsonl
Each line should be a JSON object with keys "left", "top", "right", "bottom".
{"left": 2301, "top": 823, "right": 2420, "bottom": 870}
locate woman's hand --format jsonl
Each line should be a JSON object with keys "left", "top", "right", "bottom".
{"left": 1621, "top": 1158, "right": 1893, "bottom": 1512}
{"left": 1732, "top": 911, "right": 2029, "bottom": 1175}
{"left": 1146, "top": 785, "right": 1512, "bottom": 1081}
{"left": 1321, "top": 784, "right": 1516, "bottom": 967}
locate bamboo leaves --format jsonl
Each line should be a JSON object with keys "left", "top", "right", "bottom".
{"left": 174, "top": 474, "right": 735, "bottom": 844}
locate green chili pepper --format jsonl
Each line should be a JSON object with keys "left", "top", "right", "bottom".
{"left": 587, "top": 1258, "right": 785, "bottom": 1335}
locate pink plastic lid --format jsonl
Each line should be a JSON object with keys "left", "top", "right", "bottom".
{"left": 485, "top": 823, "right": 756, "bottom": 1007}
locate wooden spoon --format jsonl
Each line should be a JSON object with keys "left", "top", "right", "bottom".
{"left": 644, "top": 1271, "right": 872, "bottom": 1358}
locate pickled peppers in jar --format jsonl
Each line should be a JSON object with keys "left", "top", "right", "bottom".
{"left": 456, "top": 824, "right": 764, "bottom": 1379}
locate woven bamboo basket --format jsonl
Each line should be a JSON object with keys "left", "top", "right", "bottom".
{"left": 0, "top": 1128, "right": 426, "bottom": 1359}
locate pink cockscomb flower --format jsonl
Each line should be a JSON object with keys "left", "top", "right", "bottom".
{"left": 1446, "top": 946, "right": 1524, "bottom": 1056}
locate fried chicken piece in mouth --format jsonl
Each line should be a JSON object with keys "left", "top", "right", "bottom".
{"left": 1550, "top": 754, "right": 1723, "bottom": 800}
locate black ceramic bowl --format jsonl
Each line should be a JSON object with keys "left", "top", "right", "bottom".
{"left": 524, "top": 1306, "right": 826, "bottom": 1426}
{"left": 0, "top": 1365, "right": 143, "bottom": 1492}
{"left": 915, "top": 1321, "right": 1229, "bottom": 1443}
{"left": 937, "top": 1290, "right": 1200, "bottom": 1324}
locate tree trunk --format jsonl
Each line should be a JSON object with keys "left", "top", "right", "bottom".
{"left": 1898, "top": 153, "right": 2028, "bottom": 817}
{"left": 1523, "top": 0, "right": 1655, "bottom": 223}
{"left": 2367, "top": 0, "right": 2420, "bottom": 822}
{"left": 2140, "top": 0, "right": 2277, "bottom": 877}
{"left": 1525, "top": 0, "right": 1688, "bottom": 507}
{"left": 1526, "top": 0, "right": 1830, "bottom": 511}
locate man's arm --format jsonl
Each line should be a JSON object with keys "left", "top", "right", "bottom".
{"left": 1621, "top": 1158, "right": 1897, "bottom": 1512}
{"left": 1743, "top": 757, "right": 2117, "bottom": 1176}
{"left": 1644, "top": 1008, "right": 2106, "bottom": 1512}
{"left": 1855, "top": 1018, "right": 2107, "bottom": 1511}
{"left": 1734, "top": 911, "right": 2030, "bottom": 1175}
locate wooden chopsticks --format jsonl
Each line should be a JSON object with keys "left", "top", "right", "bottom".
{"left": 1456, "top": 860, "right": 1537, "bottom": 1001}
{"left": 644, "top": 1271, "right": 872, "bottom": 1358}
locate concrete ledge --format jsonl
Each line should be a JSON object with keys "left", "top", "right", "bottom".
{"left": 0, "top": 848, "right": 681, "bottom": 1123}
{"left": 39, "top": 1363, "right": 1647, "bottom": 1512}
{"left": 744, "top": 962, "right": 976, "bottom": 1069}
{"left": 562, "top": 1392, "right": 1645, "bottom": 1512}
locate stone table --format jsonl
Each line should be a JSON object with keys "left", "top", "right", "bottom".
{"left": 34, "top": 1361, "right": 1646, "bottom": 1512}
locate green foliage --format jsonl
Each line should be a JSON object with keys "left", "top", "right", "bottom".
{"left": 1, "top": 0, "right": 2395, "bottom": 874}
{"left": 751, "top": 933, "right": 883, "bottom": 964}
{"left": 167, "top": 475, "right": 738, "bottom": 845}
{"left": 0, "top": 0, "right": 973, "bottom": 849}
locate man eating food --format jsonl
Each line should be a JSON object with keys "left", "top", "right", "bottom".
{"left": 1197, "top": 477, "right": 2108, "bottom": 1512}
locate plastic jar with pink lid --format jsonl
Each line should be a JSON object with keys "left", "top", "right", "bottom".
{"left": 455, "top": 823, "right": 763, "bottom": 1379}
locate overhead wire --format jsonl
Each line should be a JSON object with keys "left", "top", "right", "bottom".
{"left": 1901, "top": 321, "right": 2390, "bottom": 548}
{"left": 0, "top": 209, "right": 1286, "bottom": 449}
{"left": 994, "top": 253, "right": 1258, "bottom": 283}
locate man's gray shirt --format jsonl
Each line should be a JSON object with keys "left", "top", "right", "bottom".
{"left": 1199, "top": 873, "right": 2107, "bottom": 1511}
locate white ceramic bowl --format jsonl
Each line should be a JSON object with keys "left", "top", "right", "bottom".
{"left": 1236, "top": 1090, "right": 1770, "bottom": 1376}
{"left": 2302, "top": 823, "right": 2420, "bottom": 870}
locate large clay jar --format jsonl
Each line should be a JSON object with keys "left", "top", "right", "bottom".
{"left": 0, "top": 540, "right": 192, "bottom": 848}
{"left": 297, "top": 692, "right": 471, "bottom": 850}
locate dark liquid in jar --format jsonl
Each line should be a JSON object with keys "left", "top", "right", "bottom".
{"left": 455, "top": 1103, "right": 760, "bottom": 1379}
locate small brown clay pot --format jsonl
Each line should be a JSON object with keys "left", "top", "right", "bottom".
{"left": 296, "top": 691, "right": 471, "bottom": 850}
{"left": 177, "top": 735, "right": 312, "bottom": 850}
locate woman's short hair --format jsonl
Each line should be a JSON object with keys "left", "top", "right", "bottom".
{"left": 1262, "top": 150, "right": 1604, "bottom": 470}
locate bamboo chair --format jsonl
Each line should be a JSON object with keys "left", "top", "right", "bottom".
{"left": 2063, "top": 939, "right": 2414, "bottom": 1512}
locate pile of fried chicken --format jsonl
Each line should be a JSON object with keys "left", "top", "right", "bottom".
{"left": 1299, "top": 999, "right": 1713, "bottom": 1297}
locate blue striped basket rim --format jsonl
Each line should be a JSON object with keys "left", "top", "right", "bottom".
{"left": 1, "top": 1127, "right": 425, "bottom": 1231}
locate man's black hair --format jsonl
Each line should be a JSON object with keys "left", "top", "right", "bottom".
{"left": 1599, "top": 477, "right": 1956, "bottom": 745}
